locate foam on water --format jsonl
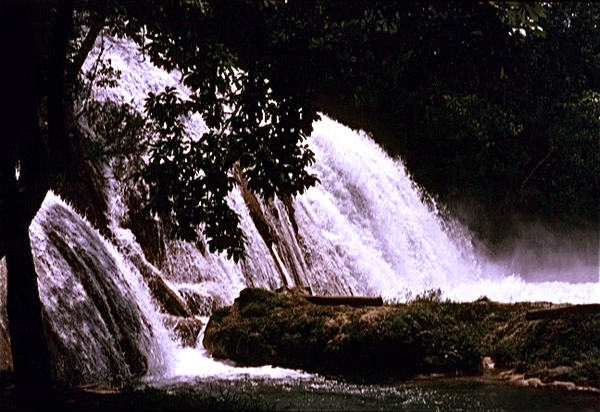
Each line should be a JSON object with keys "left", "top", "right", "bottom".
{"left": 164, "top": 319, "right": 311, "bottom": 380}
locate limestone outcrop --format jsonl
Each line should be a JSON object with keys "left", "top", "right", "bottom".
{"left": 203, "top": 288, "right": 481, "bottom": 377}
{"left": 203, "top": 288, "right": 600, "bottom": 389}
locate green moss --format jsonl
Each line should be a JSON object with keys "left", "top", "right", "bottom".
{"left": 489, "top": 312, "right": 600, "bottom": 387}
{"left": 204, "top": 288, "right": 599, "bottom": 387}
{"left": 209, "top": 307, "right": 231, "bottom": 323}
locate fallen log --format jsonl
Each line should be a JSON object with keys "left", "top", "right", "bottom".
{"left": 303, "top": 295, "right": 383, "bottom": 307}
{"left": 525, "top": 304, "right": 600, "bottom": 321}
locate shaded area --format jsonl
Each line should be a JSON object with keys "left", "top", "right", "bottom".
{"left": 0, "top": 373, "right": 270, "bottom": 411}
{"left": 2, "top": 370, "right": 599, "bottom": 412}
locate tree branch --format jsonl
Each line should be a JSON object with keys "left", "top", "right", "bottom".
{"left": 521, "top": 151, "right": 552, "bottom": 190}
{"left": 67, "top": 12, "right": 107, "bottom": 87}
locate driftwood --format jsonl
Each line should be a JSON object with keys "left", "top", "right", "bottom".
{"left": 525, "top": 304, "right": 600, "bottom": 321}
{"left": 303, "top": 295, "right": 384, "bottom": 307}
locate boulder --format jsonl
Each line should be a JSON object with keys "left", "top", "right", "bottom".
{"left": 203, "top": 288, "right": 481, "bottom": 377}
{"left": 203, "top": 288, "right": 600, "bottom": 388}
{"left": 162, "top": 315, "right": 204, "bottom": 348}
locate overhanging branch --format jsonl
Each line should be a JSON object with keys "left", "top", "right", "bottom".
{"left": 67, "top": 12, "right": 107, "bottom": 87}
{"left": 521, "top": 151, "right": 553, "bottom": 190}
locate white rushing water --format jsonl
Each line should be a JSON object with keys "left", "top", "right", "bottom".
{"left": 0, "top": 32, "right": 596, "bottom": 386}
{"left": 25, "top": 192, "right": 175, "bottom": 385}
{"left": 92, "top": 33, "right": 599, "bottom": 306}
{"left": 300, "top": 117, "right": 599, "bottom": 304}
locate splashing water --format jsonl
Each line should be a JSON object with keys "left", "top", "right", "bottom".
{"left": 27, "top": 192, "right": 176, "bottom": 385}
{"left": 91, "top": 34, "right": 598, "bottom": 306}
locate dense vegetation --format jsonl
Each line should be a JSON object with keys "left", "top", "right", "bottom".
{"left": 0, "top": 0, "right": 598, "bottom": 386}
{"left": 75, "top": 1, "right": 600, "bottom": 254}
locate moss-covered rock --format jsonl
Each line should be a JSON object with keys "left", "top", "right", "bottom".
{"left": 204, "top": 288, "right": 600, "bottom": 388}
{"left": 203, "top": 288, "right": 482, "bottom": 377}
{"left": 489, "top": 309, "right": 600, "bottom": 388}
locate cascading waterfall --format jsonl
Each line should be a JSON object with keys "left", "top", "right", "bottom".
{"left": 296, "top": 117, "right": 599, "bottom": 303}
{"left": 1, "top": 193, "right": 176, "bottom": 385}
{"left": 294, "top": 117, "right": 482, "bottom": 299}
{"left": 89, "top": 33, "right": 594, "bottom": 306}
{"left": 0, "top": 33, "right": 597, "bottom": 387}
{"left": 91, "top": 34, "right": 487, "bottom": 303}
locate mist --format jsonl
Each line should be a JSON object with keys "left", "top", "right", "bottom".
{"left": 485, "top": 221, "right": 599, "bottom": 284}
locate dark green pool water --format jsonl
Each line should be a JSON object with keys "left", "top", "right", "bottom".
{"left": 2, "top": 373, "right": 599, "bottom": 411}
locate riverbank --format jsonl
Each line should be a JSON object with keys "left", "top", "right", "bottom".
{"left": 203, "top": 288, "right": 600, "bottom": 390}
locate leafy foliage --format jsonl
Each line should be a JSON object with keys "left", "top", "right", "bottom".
{"left": 117, "top": 2, "right": 323, "bottom": 260}
{"left": 82, "top": 100, "right": 149, "bottom": 162}
{"left": 140, "top": 87, "right": 243, "bottom": 261}
{"left": 79, "top": 1, "right": 600, "bottom": 255}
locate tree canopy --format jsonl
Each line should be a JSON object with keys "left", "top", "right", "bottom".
{"left": 82, "top": 1, "right": 600, "bottom": 256}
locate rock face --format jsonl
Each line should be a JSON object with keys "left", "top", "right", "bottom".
{"left": 203, "top": 288, "right": 600, "bottom": 387}
{"left": 203, "top": 288, "right": 481, "bottom": 377}
{"left": 161, "top": 315, "right": 204, "bottom": 347}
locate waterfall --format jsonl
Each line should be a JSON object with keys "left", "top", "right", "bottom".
{"left": 1, "top": 193, "right": 175, "bottom": 386}
{"left": 0, "top": 33, "right": 597, "bottom": 386}
{"left": 87, "top": 34, "right": 597, "bottom": 306}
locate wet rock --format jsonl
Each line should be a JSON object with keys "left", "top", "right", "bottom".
{"left": 549, "top": 381, "right": 577, "bottom": 390}
{"left": 128, "top": 252, "right": 192, "bottom": 318}
{"left": 526, "top": 378, "right": 545, "bottom": 388}
{"left": 162, "top": 315, "right": 204, "bottom": 348}
{"left": 203, "top": 288, "right": 481, "bottom": 377}
{"left": 178, "top": 288, "right": 217, "bottom": 317}
{"left": 122, "top": 192, "right": 167, "bottom": 268}
{"left": 481, "top": 356, "right": 494, "bottom": 369}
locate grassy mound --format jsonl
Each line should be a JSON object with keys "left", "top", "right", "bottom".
{"left": 203, "top": 288, "right": 599, "bottom": 387}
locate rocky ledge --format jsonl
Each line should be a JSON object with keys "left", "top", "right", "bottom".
{"left": 203, "top": 288, "right": 599, "bottom": 389}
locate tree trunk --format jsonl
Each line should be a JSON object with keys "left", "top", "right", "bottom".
{"left": 0, "top": 3, "right": 54, "bottom": 390}
{"left": 525, "top": 304, "right": 600, "bottom": 321}
{"left": 4, "top": 215, "right": 51, "bottom": 388}
{"left": 0, "top": 3, "right": 107, "bottom": 393}
{"left": 0, "top": 74, "right": 53, "bottom": 391}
